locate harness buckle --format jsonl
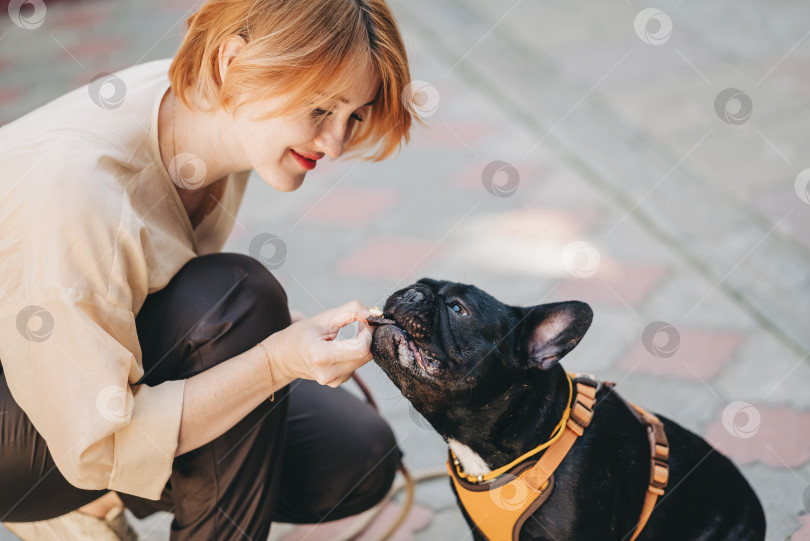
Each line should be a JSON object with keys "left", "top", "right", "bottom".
{"left": 570, "top": 400, "right": 594, "bottom": 428}
{"left": 647, "top": 423, "right": 669, "bottom": 491}
{"left": 571, "top": 374, "right": 599, "bottom": 391}
{"left": 566, "top": 417, "right": 585, "bottom": 436}
{"left": 647, "top": 422, "right": 669, "bottom": 458}
{"left": 650, "top": 458, "right": 669, "bottom": 491}
{"left": 569, "top": 379, "right": 598, "bottom": 429}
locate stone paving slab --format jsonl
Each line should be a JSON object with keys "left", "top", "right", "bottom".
{"left": 1, "top": 0, "right": 809, "bottom": 539}
{"left": 401, "top": 0, "right": 810, "bottom": 352}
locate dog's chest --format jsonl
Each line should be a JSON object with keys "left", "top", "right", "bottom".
{"left": 448, "top": 439, "right": 492, "bottom": 476}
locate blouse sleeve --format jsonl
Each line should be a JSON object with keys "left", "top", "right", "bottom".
{"left": 0, "top": 290, "right": 185, "bottom": 500}
{"left": 0, "top": 151, "right": 186, "bottom": 500}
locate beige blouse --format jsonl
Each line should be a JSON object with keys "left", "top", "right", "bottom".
{"left": 0, "top": 58, "right": 251, "bottom": 500}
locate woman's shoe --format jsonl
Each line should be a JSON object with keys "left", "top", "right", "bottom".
{"left": 2, "top": 505, "right": 138, "bottom": 541}
{"left": 104, "top": 505, "right": 139, "bottom": 541}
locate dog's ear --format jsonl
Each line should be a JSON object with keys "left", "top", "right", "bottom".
{"left": 515, "top": 301, "right": 593, "bottom": 370}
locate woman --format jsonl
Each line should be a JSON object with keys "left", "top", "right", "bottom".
{"left": 0, "top": 0, "right": 414, "bottom": 539}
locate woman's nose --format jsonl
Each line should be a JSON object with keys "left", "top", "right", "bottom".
{"left": 313, "top": 120, "right": 349, "bottom": 159}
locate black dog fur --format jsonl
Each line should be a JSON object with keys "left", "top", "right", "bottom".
{"left": 370, "top": 278, "right": 766, "bottom": 541}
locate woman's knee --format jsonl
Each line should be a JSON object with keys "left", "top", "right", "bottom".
{"left": 177, "top": 252, "right": 288, "bottom": 316}
{"left": 351, "top": 421, "right": 401, "bottom": 506}
{"left": 207, "top": 252, "right": 292, "bottom": 340}
{"left": 314, "top": 415, "right": 401, "bottom": 519}
{"left": 136, "top": 253, "right": 291, "bottom": 383}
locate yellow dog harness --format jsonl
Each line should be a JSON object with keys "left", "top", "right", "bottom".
{"left": 446, "top": 374, "right": 670, "bottom": 541}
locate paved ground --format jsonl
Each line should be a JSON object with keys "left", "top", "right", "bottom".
{"left": 2, "top": 0, "right": 809, "bottom": 539}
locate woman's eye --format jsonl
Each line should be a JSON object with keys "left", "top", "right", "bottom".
{"left": 448, "top": 302, "right": 468, "bottom": 316}
{"left": 311, "top": 108, "right": 363, "bottom": 123}
{"left": 311, "top": 107, "right": 332, "bottom": 119}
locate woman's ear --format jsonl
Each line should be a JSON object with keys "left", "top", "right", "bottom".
{"left": 217, "top": 35, "right": 247, "bottom": 85}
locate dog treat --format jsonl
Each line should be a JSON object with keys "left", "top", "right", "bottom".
{"left": 367, "top": 314, "right": 397, "bottom": 326}
{"left": 367, "top": 307, "right": 397, "bottom": 325}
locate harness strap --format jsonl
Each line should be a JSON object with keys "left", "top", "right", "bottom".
{"left": 523, "top": 379, "right": 597, "bottom": 492}
{"left": 626, "top": 402, "right": 669, "bottom": 541}
{"left": 446, "top": 375, "right": 669, "bottom": 541}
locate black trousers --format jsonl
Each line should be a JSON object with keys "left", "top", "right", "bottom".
{"left": 0, "top": 252, "right": 402, "bottom": 540}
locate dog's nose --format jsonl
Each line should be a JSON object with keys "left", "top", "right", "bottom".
{"left": 403, "top": 288, "right": 426, "bottom": 303}
{"left": 389, "top": 286, "right": 435, "bottom": 340}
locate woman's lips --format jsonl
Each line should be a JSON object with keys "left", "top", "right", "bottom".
{"left": 290, "top": 149, "right": 317, "bottom": 170}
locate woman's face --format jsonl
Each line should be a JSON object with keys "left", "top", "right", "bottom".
{"left": 231, "top": 62, "right": 381, "bottom": 192}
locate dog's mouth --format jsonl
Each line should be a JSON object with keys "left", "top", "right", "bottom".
{"left": 369, "top": 315, "right": 442, "bottom": 376}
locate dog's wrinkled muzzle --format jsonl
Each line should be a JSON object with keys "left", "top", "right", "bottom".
{"left": 381, "top": 285, "right": 436, "bottom": 341}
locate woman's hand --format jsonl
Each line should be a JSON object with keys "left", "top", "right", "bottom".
{"left": 268, "top": 301, "right": 374, "bottom": 388}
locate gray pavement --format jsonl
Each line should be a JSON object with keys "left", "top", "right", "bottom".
{"left": 1, "top": 0, "right": 809, "bottom": 539}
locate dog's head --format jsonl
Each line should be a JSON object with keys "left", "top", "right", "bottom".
{"left": 370, "top": 278, "right": 592, "bottom": 434}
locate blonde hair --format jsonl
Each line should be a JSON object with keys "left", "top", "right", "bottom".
{"left": 169, "top": 0, "right": 415, "bottom": 161}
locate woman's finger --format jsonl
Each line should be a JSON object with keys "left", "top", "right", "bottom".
{"left": 342, "top": 326, "right": 372, "bottom": 349}
{"left": 321, "top": 301, "right": 372, "bottom": 335}
{"left": 319, "top": 326, "right": 372, "bottom": 366}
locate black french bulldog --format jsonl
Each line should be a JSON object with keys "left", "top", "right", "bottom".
{"left": 370, "top": 278, "right": 766, "bottom": 541}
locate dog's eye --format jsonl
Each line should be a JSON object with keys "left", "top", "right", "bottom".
{"left": 448, "top": 302, "right": 468, "bottom": 316}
